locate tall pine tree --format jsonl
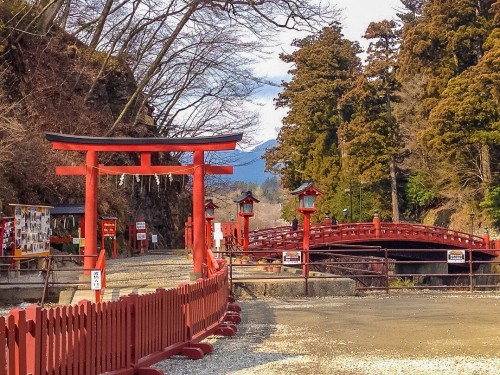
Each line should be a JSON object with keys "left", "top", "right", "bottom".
{"left": 340, "top": 20, "right": 402, "bottom": 221}
{"left": 264, "top": 24, "right": 361, "bottom": 218}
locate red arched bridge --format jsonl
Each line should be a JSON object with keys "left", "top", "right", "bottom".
{"left": 248, "top": 220, "right": 499, "bottom": 258}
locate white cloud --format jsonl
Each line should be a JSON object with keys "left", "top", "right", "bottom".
{"left": 251, "top": 0, "right": 402, "bottom": 144}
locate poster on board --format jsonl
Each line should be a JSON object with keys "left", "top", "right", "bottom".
{"left": 11, "top": 204, "right": 52, "bottom": 255}
{"left": 1, "top": 217, "right": 15, "bottom": 257}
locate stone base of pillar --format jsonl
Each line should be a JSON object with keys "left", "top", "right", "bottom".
{"left": 78, "top": 274, "right": 91, "bottom": 282}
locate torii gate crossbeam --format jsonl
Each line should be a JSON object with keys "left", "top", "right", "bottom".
{"left": 46, "top": 132, "right": 243, "bottom": 279}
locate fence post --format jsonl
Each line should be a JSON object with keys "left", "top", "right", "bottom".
{"left": 229, "top": 244, "right": 233, "bottom": 294}
{"left": 126, "top": 293, "right": 140, "bottom": 365}
{"left": 10, "top": 309, "right": 28, "bottom": 375}
{"left": 384, "top": 248, "right": 389, "bottom": 294}
{"left": 469, "top": 248, "right": 473, "bottom": 292}
{"left": 25, "top": 305, "right": 41, "bottom": 375}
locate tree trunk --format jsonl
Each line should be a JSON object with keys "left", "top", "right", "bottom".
{"left": 39, "top": 0, "right": 66, "bottom": 34}
{"left": 386, "top": 91, "right": 399, "bottom": 223}
{"left": 389, "top": 155, "right": 400, "bottom": 223}
{"left": 89, "top": 0, "right": 114, "bottom": 50}
{"left": 109, "top": 0, "right": 202, "bottom": 134}
{"left": 480, "top": 144, "right": 491, "bottom": 186}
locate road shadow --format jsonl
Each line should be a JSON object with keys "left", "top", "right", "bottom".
{"left": 159, "top": 299, "right": 299, "bottom": 374}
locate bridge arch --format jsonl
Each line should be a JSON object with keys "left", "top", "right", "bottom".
{"left": 249, "top": 219, "right": 499, "bottom": 258}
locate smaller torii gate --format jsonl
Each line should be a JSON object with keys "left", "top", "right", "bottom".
{"left": 46, "top": 132, "right": 243, "bottom": 279}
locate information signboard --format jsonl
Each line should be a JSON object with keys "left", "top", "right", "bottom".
{"left": 11, "top": 204, "right": 52, "bottom": 255}
{"left": 283, "top": 251, "right": 302, "bottom": 265}
{"left": 102, "top": 220, "right": 116, "bottom": 237}
{"left": 447, "top": 250, "right": 466, "bottom": 263}
{"left": 90, "top": 270, "right": 102, "bottom": 290}
{"left": 137, "top": 232, "right": 147, "bottom": 241}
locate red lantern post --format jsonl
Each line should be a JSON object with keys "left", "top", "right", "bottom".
{"left": 204, "top": 199, "right": 218, "bottom": 250}
{"left": 291, "top": 182, "right": 324, "bottom": 279}
{"left": 234, "top": 191, "right": 259, "bottom": 256}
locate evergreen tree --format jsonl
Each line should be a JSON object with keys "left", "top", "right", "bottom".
{"left": 397, "top": 0, "right": 498, "bottom": 221}
{"left": 264, "top": 24, "right": 361, "bottom": 217}
{"left": 340, "top": 20, "right": 402, "bottom": 221}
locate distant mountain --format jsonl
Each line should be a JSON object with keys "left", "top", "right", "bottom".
{"left": 217, "top": 139, "right": 277, "bottom": 184}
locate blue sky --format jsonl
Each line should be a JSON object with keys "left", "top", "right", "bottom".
{"left": 250, "top": 0, "right": 402, "bottom": 144}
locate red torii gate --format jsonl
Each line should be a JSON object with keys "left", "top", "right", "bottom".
{"left": 45, "top": 132, "right": 243, "bottom": 279}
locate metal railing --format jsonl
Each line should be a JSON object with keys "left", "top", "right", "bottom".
{"left": 225, "top": 246, "right": 500, "bottom": 295}
{"left": 0, "top": 253, "right": 101, "bottom": 306}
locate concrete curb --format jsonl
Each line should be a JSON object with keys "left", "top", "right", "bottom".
{"left": 232, "top": 266, "right": 356, "bottom": 298}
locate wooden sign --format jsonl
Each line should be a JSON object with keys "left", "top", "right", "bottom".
{"left": 101, "top": 219, "right": 116, "bottom": 237}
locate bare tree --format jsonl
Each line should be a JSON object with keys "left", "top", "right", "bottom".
{"left": 27, "top": 0, "right": 337, "bottom": 148}
{"left": 0, "top": 93, "right": 26, "bottom": 169}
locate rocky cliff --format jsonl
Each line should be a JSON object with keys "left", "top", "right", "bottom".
{"left": 0, "top": 8, "right": 190, "bottom": 250}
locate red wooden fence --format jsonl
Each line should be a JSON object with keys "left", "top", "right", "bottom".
{"left": 0, "top": 260, "right": 239, "bottom": 375}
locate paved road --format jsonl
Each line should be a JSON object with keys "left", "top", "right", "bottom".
{"left": 155, "top": 292, "right": 500, "bottom": 374}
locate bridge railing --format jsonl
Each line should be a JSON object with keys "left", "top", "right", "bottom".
{"left": 0, "top": 260, "right": 239, "bottom": 374}
{"left": 378, "top": 222, "right": 487, "bottom": 248}
{"left": 248, "top": 222, "right": 496, "bottom": 256}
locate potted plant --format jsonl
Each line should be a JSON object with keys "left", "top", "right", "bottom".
{"left": 271, "top": 259, "right": 281, "bottom": 273}
{"left": 256, "top": 258, "right": 268, "bottom": 271}
{"left": 233, "top": 256, "right": 242, "bottom": 265}
{"left": 241, "top": 255, "right": 250, "bottom": 265}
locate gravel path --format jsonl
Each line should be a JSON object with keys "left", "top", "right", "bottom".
{"left": 153, "top": 293, "right": 500, "bottom": 375}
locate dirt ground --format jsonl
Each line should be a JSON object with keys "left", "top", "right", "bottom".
{"left": 267, "top": 292, "right": 500, "bottom": 357}
{"left": 157, "top": 291, "right": 500, "bottom": 374}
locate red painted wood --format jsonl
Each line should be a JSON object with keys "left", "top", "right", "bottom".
{"left": 25, "top": 306, "right": 41, "bottom": 375}
{"left": 243, "top": 216, "right": 249, "bottom": 254}
{"left": 0, "top": 317, "right": 6, "bottom": 375}
{"left": 84, "top": 150, "right": 99, "bottom": 273}
{"left": 111, "top": 302, "right": 117, "bottom": 370}
{"left": 55, "top": 164, "right": 233, "bottom": 176}
{"left": 248, "top": 222, "right": 495, "bottom": 257}
{"left": 67, "top": 305, "right": 74, "bottom": 375}
{"left": 11, "top": 309, "right": 27, "bottom": 375}
{"left": 50, "top": 140, "right": 239, "bottom": 152}
{"left": 108, "top": 303, "right": 113, "bottom": 371}
{"left": 87, "top": 303, "right": 95, "bottom": 374}
{"left": 78, "top": 304, "right": 85, "bottom": 375}
{"left": 192, "top": 150, "right": 206, "bottom": 276}
{"left": 95, "top": 304, "right": 102, "bottom": 375}
{"left": 39, "top": 309, "right": 47, "bottom": 375}
{"left": 7, "top": 315, "right": 15, "bottom": 375}
{"left": 136, "top": 368, "right": 164, "bottom": 375}
{"left": 61, "top": 306, "right": 68, "bottom": 373}
{"left": 54, "top": 307, "right": 61, "bottom": 375}
{"left": 0, "top": 263, "right": 233, "bottom": 374}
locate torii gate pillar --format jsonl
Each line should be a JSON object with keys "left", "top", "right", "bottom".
{"left": 84, "top": 150, "right": 99, "bottom": 273}
{"left": 192, "top": 150, "right": 205, "bottom": 279}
